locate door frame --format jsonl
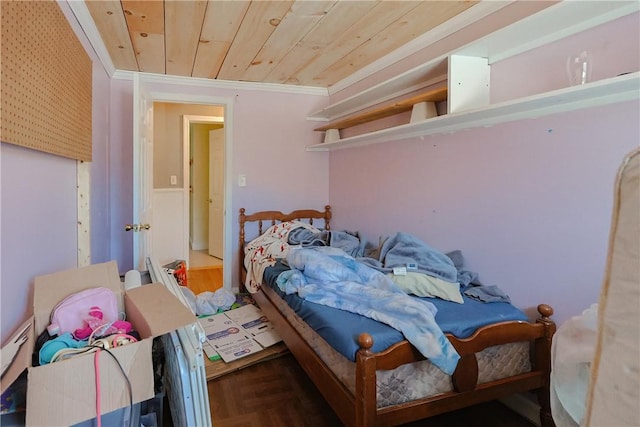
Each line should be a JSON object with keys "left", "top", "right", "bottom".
{"left": 182, "top": 115, "right": 225, "bottom": 261}
{"left": 146, "top": 90, "right": 234, "bottom": 290}
{"left": 133, "top": 75, "right": 155, "bottom": 271}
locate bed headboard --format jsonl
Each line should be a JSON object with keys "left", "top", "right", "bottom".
{"left": 238, "top": 206, "right": 332, "bottom": 292}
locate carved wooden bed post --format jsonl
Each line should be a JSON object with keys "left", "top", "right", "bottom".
{"left": 323, "top": 205, "right": 332, "bottom": 230}
{"left": 535, "top": 304, "right": 557, "bottom": 427}
{"left": 355, "top": 333, "right": 376, "bottom": 427}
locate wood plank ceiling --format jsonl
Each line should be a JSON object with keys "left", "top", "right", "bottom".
{"left": 85, "top": 1, "right": 478, "bottom": 89}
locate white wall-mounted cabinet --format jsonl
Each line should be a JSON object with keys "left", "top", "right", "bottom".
{"left": 307, "top": 1, "right": 640, "bottom": 152}
{"left": 447, "top": 55, "right": 490, "bottom": 114}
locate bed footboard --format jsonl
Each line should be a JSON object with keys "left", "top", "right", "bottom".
{"left": 354, "top": 304, "right": 556, "bottom": 427}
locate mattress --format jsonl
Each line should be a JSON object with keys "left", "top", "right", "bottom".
{"left": 261, "top": 264, "right": 531, "bottom": 408}
{"left": 263, "top": 261, "right": 529, "bottom": 361}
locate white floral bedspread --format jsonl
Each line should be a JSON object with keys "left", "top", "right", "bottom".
{"left": 243, "top": 220, "right": 319, "bottom": 293}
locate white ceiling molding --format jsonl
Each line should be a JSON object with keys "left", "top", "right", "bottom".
{"left": 113, "top": 70, "right": 329, "bottom": 96}
{"left": 64, "top": 0, "right": 116, "bottom": 78}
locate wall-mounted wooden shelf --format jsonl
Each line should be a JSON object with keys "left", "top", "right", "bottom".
{"left": 314, "top": 87, "right": 447, "bottom": 132}
{"left": 306, "top": 1, "right": 639, "bottom": 152}
{"left": 306, "top": 72, "right": 640, "bottom": 151}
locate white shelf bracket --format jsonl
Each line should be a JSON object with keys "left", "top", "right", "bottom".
{"left": 410, "top": 102, "right": 438, "bottom": 123}
{"left": 324, "top": 128, "right": 341, "bottom": 144}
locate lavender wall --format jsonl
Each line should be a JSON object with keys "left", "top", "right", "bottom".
{"left": 0, "top": 145, "right": 78, "bottom": 341}
{"left": 491, "top": 13, "right": 640, "bottom": 104}
{"left": 0, "top": 3, "right": 112, "bottom": 342}
{"left": 327, "top": 11, "right": 639, "bottom": 327}
{"left": 329, "top": 101, "right": 639, "bottom": 326}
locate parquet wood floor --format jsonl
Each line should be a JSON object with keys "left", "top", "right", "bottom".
{"left": 207, "top": 353, "right": 342, "bottom": 427}
{"left": 201, "top": 354, "right": 536, "bottom": 427}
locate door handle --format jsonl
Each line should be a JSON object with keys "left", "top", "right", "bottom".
{"left": 125, "top": 224, "right": 151, "bottom": 232}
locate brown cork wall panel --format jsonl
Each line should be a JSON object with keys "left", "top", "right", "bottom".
{"left": 1, "top": 1, "right": 92, "bottom": 161}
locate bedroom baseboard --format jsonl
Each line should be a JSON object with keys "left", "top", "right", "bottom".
{"left": 499, "top": 393, "right": 541, "bottom": 427}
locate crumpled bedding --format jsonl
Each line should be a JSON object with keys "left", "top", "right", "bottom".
{"left": 287, "top": 227, "right": 364, "bottom": 257}
{"left": 276, "top": 246, "right": 461, "bottom": 375}
{"left": 264, "top": 259, "right": 528, "bottom": 362}
{"left": 359, "top": 232, "right": 459, "bottom": 283}
{"left": 446, "top": 249, "right": 511, "bottom": 303}
{"left": 287, "top": 228, "right": 512, "bottom": 303}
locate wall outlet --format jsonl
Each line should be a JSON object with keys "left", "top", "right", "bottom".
{"left": 170, "top": 175, "right": 177, "bottom": 185}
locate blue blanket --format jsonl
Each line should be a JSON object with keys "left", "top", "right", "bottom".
{"left": 361, "top": 232, "right": 458, "bottom": 282}
{"left": 276, "top": 246, "right": 460, "bottom": 375}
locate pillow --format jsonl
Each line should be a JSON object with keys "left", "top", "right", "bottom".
{"left": 388, "top": 272, "right": 463, "bottom": 304}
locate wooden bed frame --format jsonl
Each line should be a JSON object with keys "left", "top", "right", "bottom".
{"left": 239, "top": 206, "right": 557, "bottom": 427}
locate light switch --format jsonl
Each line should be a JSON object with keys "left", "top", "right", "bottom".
{"left": 238, "top": 174, "right": 247, "bottom": 187}
{"left": 170, "top": 175, "right": 177, "bottom": 185}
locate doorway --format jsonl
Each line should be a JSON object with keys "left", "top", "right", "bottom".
{"left": 136, "top": 89, "right": 233, "bottom": 291}
{"left": 185, "top": 116, "right": 225, "bottom": 272}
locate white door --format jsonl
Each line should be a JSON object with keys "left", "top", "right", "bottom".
{"left": 208, "top": 128, "right": 224, "bottom": 259}
{"left": 132, "top": 75, "right": 154, "bottom": 271}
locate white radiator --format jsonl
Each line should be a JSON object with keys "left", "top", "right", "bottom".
{"left": 147, "top": 257, "right": 212, "bottom": 427}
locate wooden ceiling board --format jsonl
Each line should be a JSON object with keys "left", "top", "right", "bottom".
{"left": 313, "top": 1, "right": 478, "bottom": 87}
{"left": 121, "top": 0, "right": 165, "bottom": 33}
{"left": 292, "top": 1, "right": 422, "bottom": 87}
{"left": 77, "top": 0, "right": 551, "bottom": 90}
{"left": 133, "top": 32, "right": 166, "bottom": 74}
{"left": 84, "top": 1, "right": 138, "bottom": 71}
{"left": 165, "top": 1, "right": 208, "bottom": 76}
{"left": 242, "top": 1, "right": 339, "bottom": 83}
{"left": 217, "top": 1, "right": 294, "bottom": 81}
{"left": 122, "top": 0, "right": 165, "bottom": 73}
{"left": 264, "top": 1, "right": 379, "bottom": 85}
{"left": 192, "top": 1, "right": 251, "bottom": 79}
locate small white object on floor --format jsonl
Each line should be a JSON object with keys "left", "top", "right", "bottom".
{"left": 124, "top": 270, "right": 142, "bottom": 290}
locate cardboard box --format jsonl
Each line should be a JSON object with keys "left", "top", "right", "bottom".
{"left": 0, "top": 261, "right": 195, "bottom": 426}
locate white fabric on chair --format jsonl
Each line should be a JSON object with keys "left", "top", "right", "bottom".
{"left": 550, "top": 304, "right": 598, "bottom": 427}
{"left": 584, "top": 148, "right": 640, "bottom": 426}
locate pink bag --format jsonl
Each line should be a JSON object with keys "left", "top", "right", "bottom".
{"left": 46, "top": 287, "right": 119, "bottom": 336}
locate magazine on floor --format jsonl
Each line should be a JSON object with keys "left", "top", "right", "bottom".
{"left": 224, "top": 304, "right": 282, "bottom": 348}
{"left": 198, "top": 303, "right": 282, "bottom": 362}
